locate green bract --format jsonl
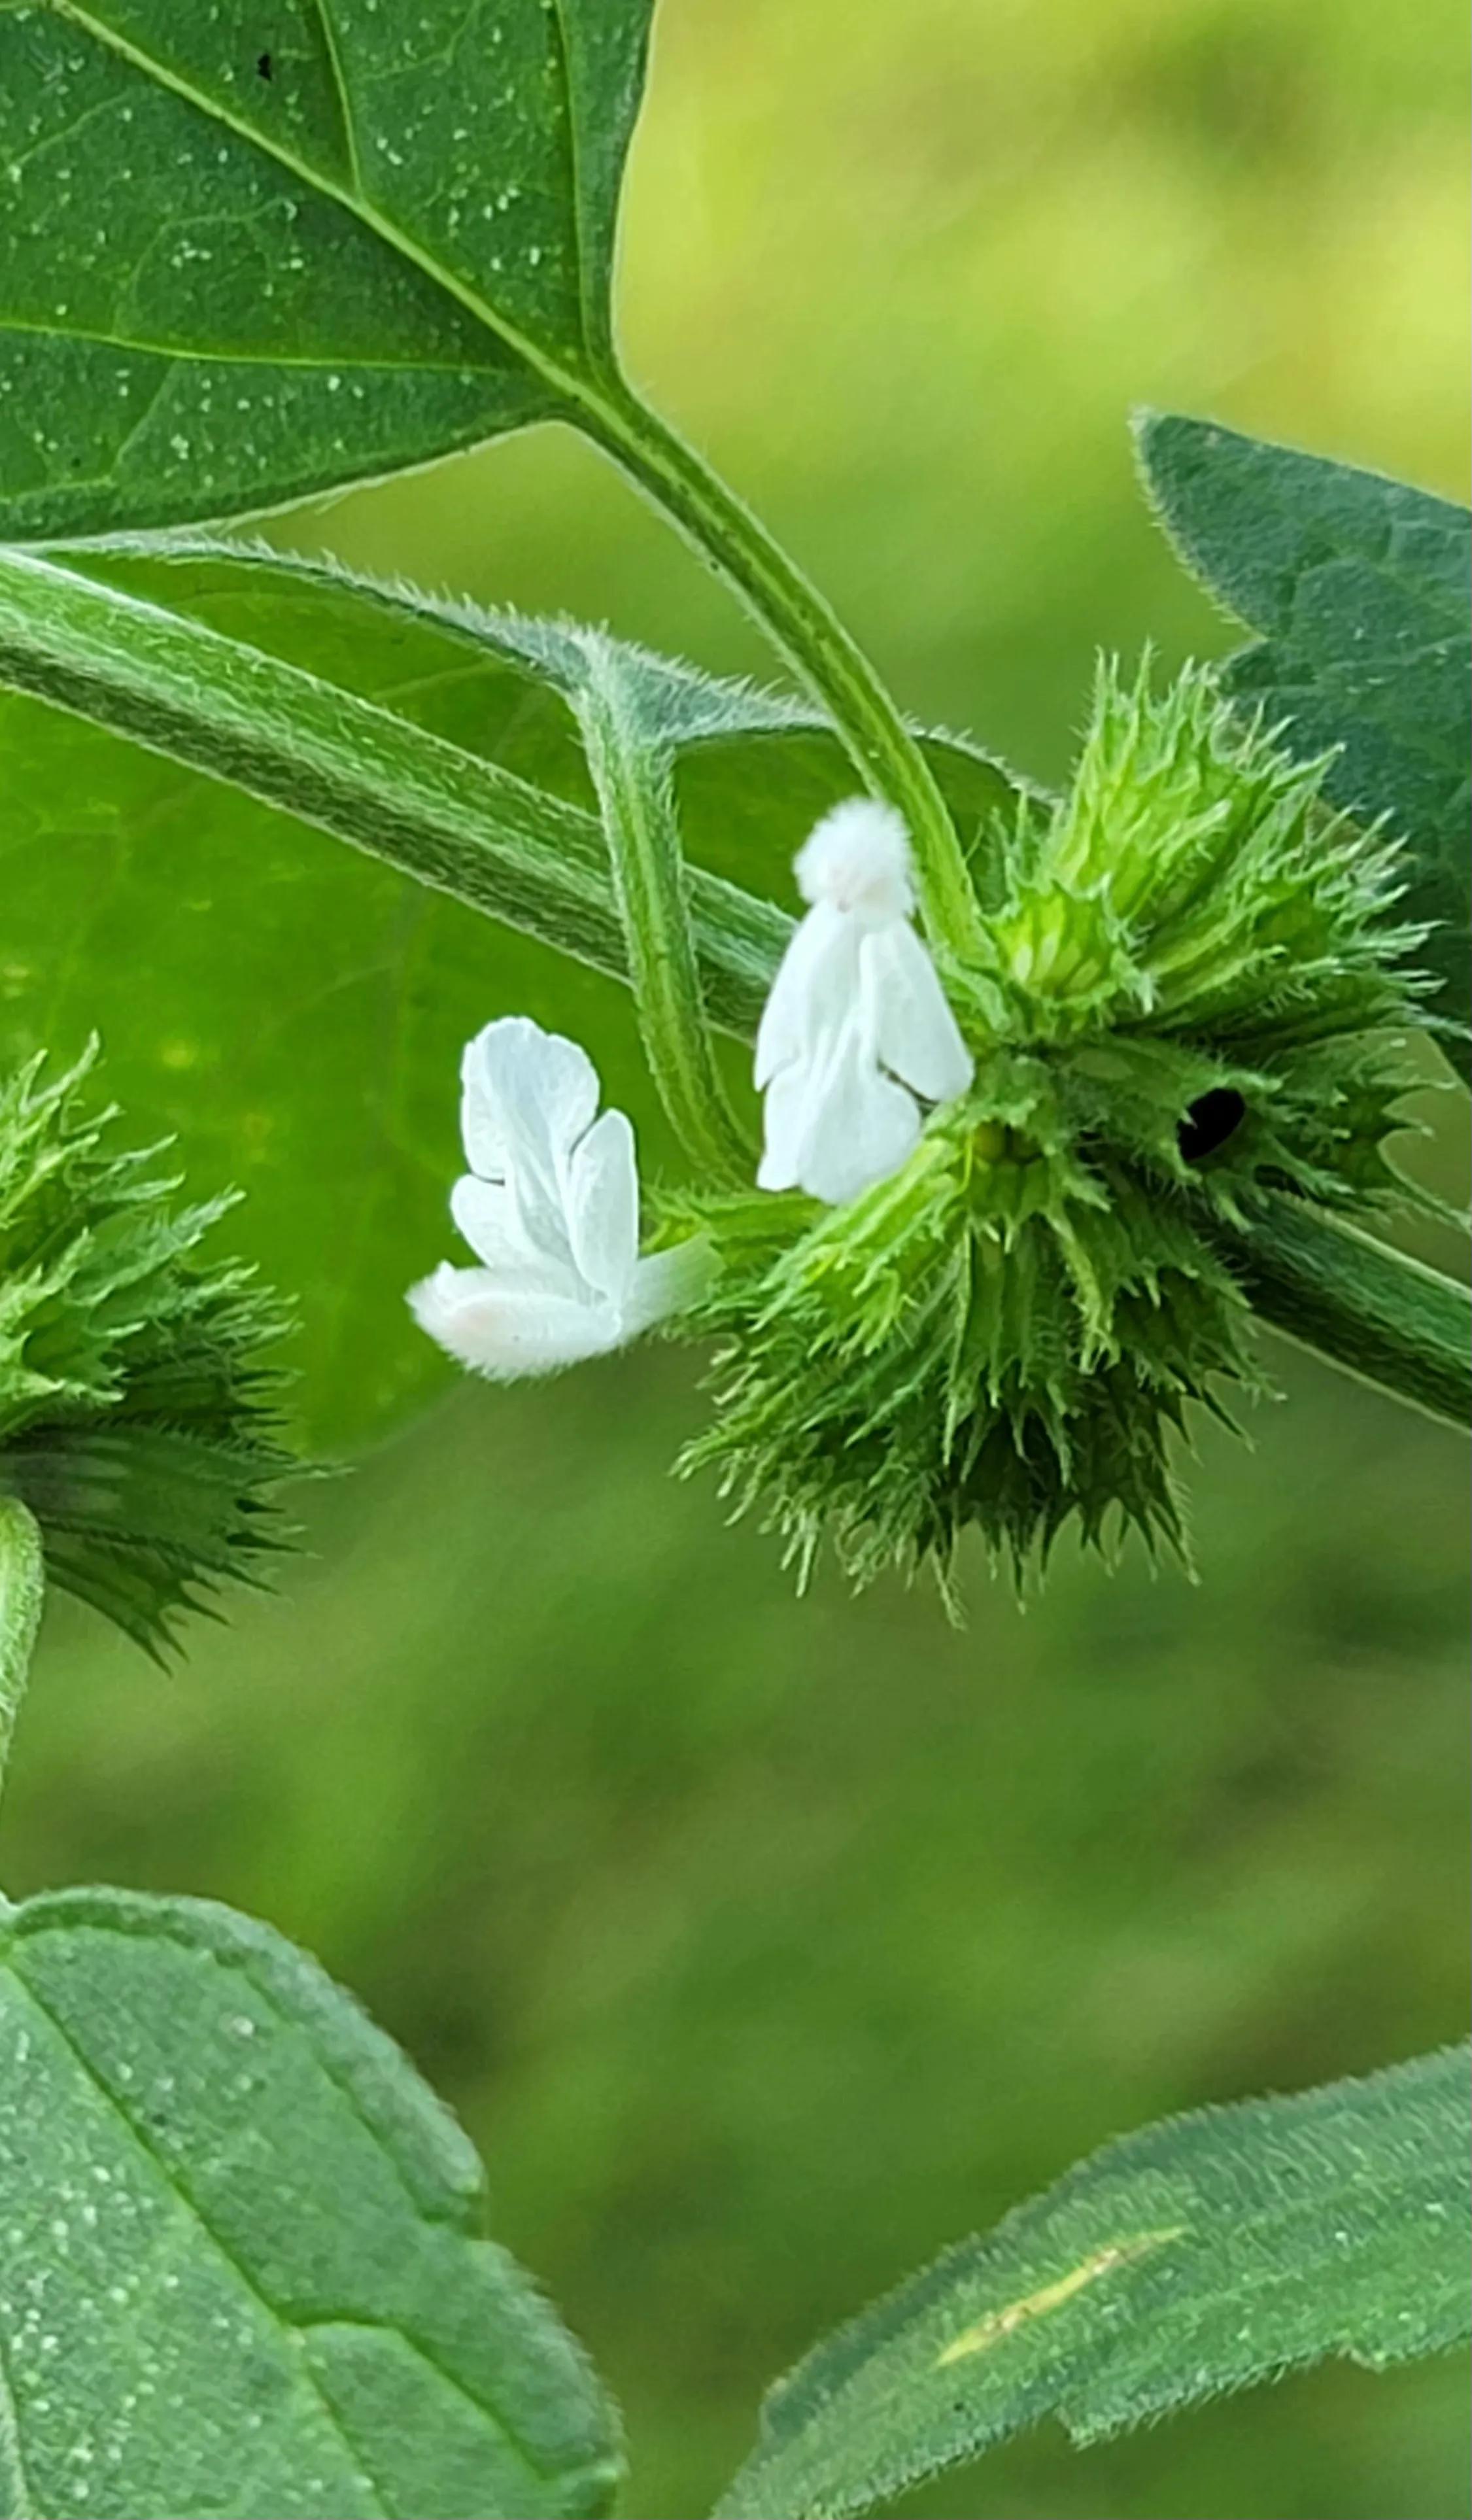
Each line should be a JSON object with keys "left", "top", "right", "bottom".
{"left": 674, "top": 665, "right": 1431, "bottom": 1596}
{"left": 0, "top": 1047, "right": 299, "bottom": 1654}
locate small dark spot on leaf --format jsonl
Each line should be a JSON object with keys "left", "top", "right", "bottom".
{"left": 256, "top": 51, "right": 273, "bottom": 80}
{"left": 1178, "top": 1087, "right": 1246, "bottom": 1162}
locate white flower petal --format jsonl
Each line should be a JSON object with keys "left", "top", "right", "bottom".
{"left": 449, "top": 1173, "right": 546, "bottom": 1275}
{"left": 754, "top": 903, "right": 859, "bottom": 1087}
{"left": 758, "top": 1029, "right": 921, "bottom": 1204}
{"left": 861, "top": 922, "right": 975, "bottom": 1104}
{"left": 795, "top": 1029, "right": 923, "bottom": 1203}
{"left": 755, "top": 1059, "right": 815, "bottom": 1192}
{"left": 458, "top": 1016, "right": 604, "bottom": 1273}
{"left": 407, "top": 1262, "right": 623, "bottom": 1379}
{"left": 563, "top": 1107, "right": 640, "bottom": 1303}
{"left": 460, "top": 1017, "right": 599, "bottom": 1181}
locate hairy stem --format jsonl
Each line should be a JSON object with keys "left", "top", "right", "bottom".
{"left": 1214, "top": 1200, "right": 1471, "bottom": 1429}
{"left": 589, "top": 390, "right": 985, "bottom": 959}
{"left": 577, "top": 646, "right": 752, "bottom": 1179}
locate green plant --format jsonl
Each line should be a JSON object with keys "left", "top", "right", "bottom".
{"left": 0, "top": 5, "right": 1466, "bottom": 2515}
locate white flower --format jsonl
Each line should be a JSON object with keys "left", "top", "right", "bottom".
{"left": 408, "top": 1018, "right": 702, "bottom": 1379}
{"left": 755, "top": 800, "right": 975, "bottom": 1205}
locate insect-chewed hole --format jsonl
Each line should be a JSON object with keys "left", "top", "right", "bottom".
{"left": 1177, "top": 1086, "right": 1246, "bottom": 1162}
{"left": 256, "top": 50, "right": 273, "bottom": 79}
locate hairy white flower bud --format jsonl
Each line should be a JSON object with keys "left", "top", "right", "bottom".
{"left": 755, "top": 801, "right": 974, "bottom": 1205}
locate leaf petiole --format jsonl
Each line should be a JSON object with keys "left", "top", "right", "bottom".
{"left": 576, "top": 640, "right": 754, "bottom": 1180}
{"left": 587, "top": 388, "right": 987, "bottom": 959}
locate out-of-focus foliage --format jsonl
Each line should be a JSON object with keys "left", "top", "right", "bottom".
{"left": 3, "top": 0, "right": 1466, "bottom": 2515}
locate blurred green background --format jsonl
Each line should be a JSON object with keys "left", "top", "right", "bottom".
{"left": 6, "top": 0, "right": 1469, "bottom": 2513}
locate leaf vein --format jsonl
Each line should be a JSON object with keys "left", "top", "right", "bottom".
{"left": 45, "top": 0, "right": 598, "bottom": 415}
{"left": 5, "top": 1965, "right": 400, "bottom": 2519}
{"left": 0, "top": 316, "right": 500, "bottom": 377}
{"left": 9, "top": 1918, "right": 565, "bottom": 2493}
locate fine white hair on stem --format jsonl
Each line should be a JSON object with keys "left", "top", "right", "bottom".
{"left": 755, "top": 801, "right": 974, "bottom": 1207}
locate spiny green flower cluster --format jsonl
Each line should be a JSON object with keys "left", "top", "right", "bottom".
{"left": 1, "top": 1048, "right": 300, "bottom": 1656}
{"left": 675, "top": 662, "right": 1431, "bottom": 1600}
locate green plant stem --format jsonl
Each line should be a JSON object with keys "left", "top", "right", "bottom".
{"left": 0, "top": 1494, "right": 44, "bottom": 1816}
{"left": 0, "top": 546, "right": 788, "bottom": 1040}
{"left": 1214, "top": 1198, "right": 1471, "bottom": 1428}
{"left": 577, "top": 647, "right": 753, "bottom": 1180}
{"left": 589, "top": 390, "right": 985, "bottom": 959}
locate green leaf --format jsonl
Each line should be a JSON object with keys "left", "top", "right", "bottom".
{"left": 0, "top": 0, "right": 657, "bottom": 538}
{"left": 1136, "top": 413, "right": 1472, "bottom": 1077}
{"left": 0, "top": 541, "right": 1018, "bottom": 1441}
{"left": 0, "top": 1884, "right": 622, "bottom": 2520}
{"left": 715, "top": 2045, "right": 1472, "bottom": 2520}
{"left": 0, "top": 4, "right": 995, "bottom": 941}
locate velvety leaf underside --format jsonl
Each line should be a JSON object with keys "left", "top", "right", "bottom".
{"left": 0, "top": 1887, "right": 621, "bottom": 2519}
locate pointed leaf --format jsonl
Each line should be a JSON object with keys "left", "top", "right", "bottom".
{"left": 1137, "top": 413, "right": 1472, "bottom": 1077}
{"left": 0, "top": 0, "right": 655, "bottom": 537}
{"left": 0, "top": 1884, "right": 622, "bottom": 2519}
{"left": 715, "top": 2045, "right": 1472, "bottom": 2520}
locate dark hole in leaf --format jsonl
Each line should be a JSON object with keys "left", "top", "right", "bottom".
{"left": 256, "top": 50, "right": 273, "bottom": 79}
{"left": 1178, "top": 1086, "right": 1246, "bottom": 1162}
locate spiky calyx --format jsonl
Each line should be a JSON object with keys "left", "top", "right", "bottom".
{"left": 0, "top": 1049, "right": 301, "bottom": 1657}
{"left": 674, "top": 663, "right": 1433, "bottom": 1600}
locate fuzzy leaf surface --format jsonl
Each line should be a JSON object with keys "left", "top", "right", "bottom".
{"left": 715, "top": 2045, "right": 1472, "bottom": 2520}
{"left": 0, "top": 1886, "right": 622, "bottom": 2520}
{"left": 0, "top": 542, "right": 1018, "bottom": 1441}
{"left": 0, "top": 0, "right": 656, "bottom": 538}
{"left": 1137, "top": 413, "right": 1472, "bottom": 1074}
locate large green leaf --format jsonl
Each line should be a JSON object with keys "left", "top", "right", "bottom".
{"left": 0, "top": 542, "right": 1018, "bottom": 1441}
{"left": 1137, "top": 413, "right": 1472, "bottom": 1076}
{"left": 715, "top": 2045, "right": 1472, "bottom": 2520}
{"left": 0, "top": 0, "right": 656, "bottom": 537}
{"left": 0, "top": 1884, "right": 622, "bottom": 2519}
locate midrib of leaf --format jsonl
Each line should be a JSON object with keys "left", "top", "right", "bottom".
{"left": 46, "top": 0, "right": 611, "bottom": 409}
{"left": 0, "top": 314, "right": 497, "bottom": 371}
{"left": 306, "top": 0, "right": 364, "bottom": 195}
{"left": 545, "top": 0, "right": 594, "bottom": 358}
